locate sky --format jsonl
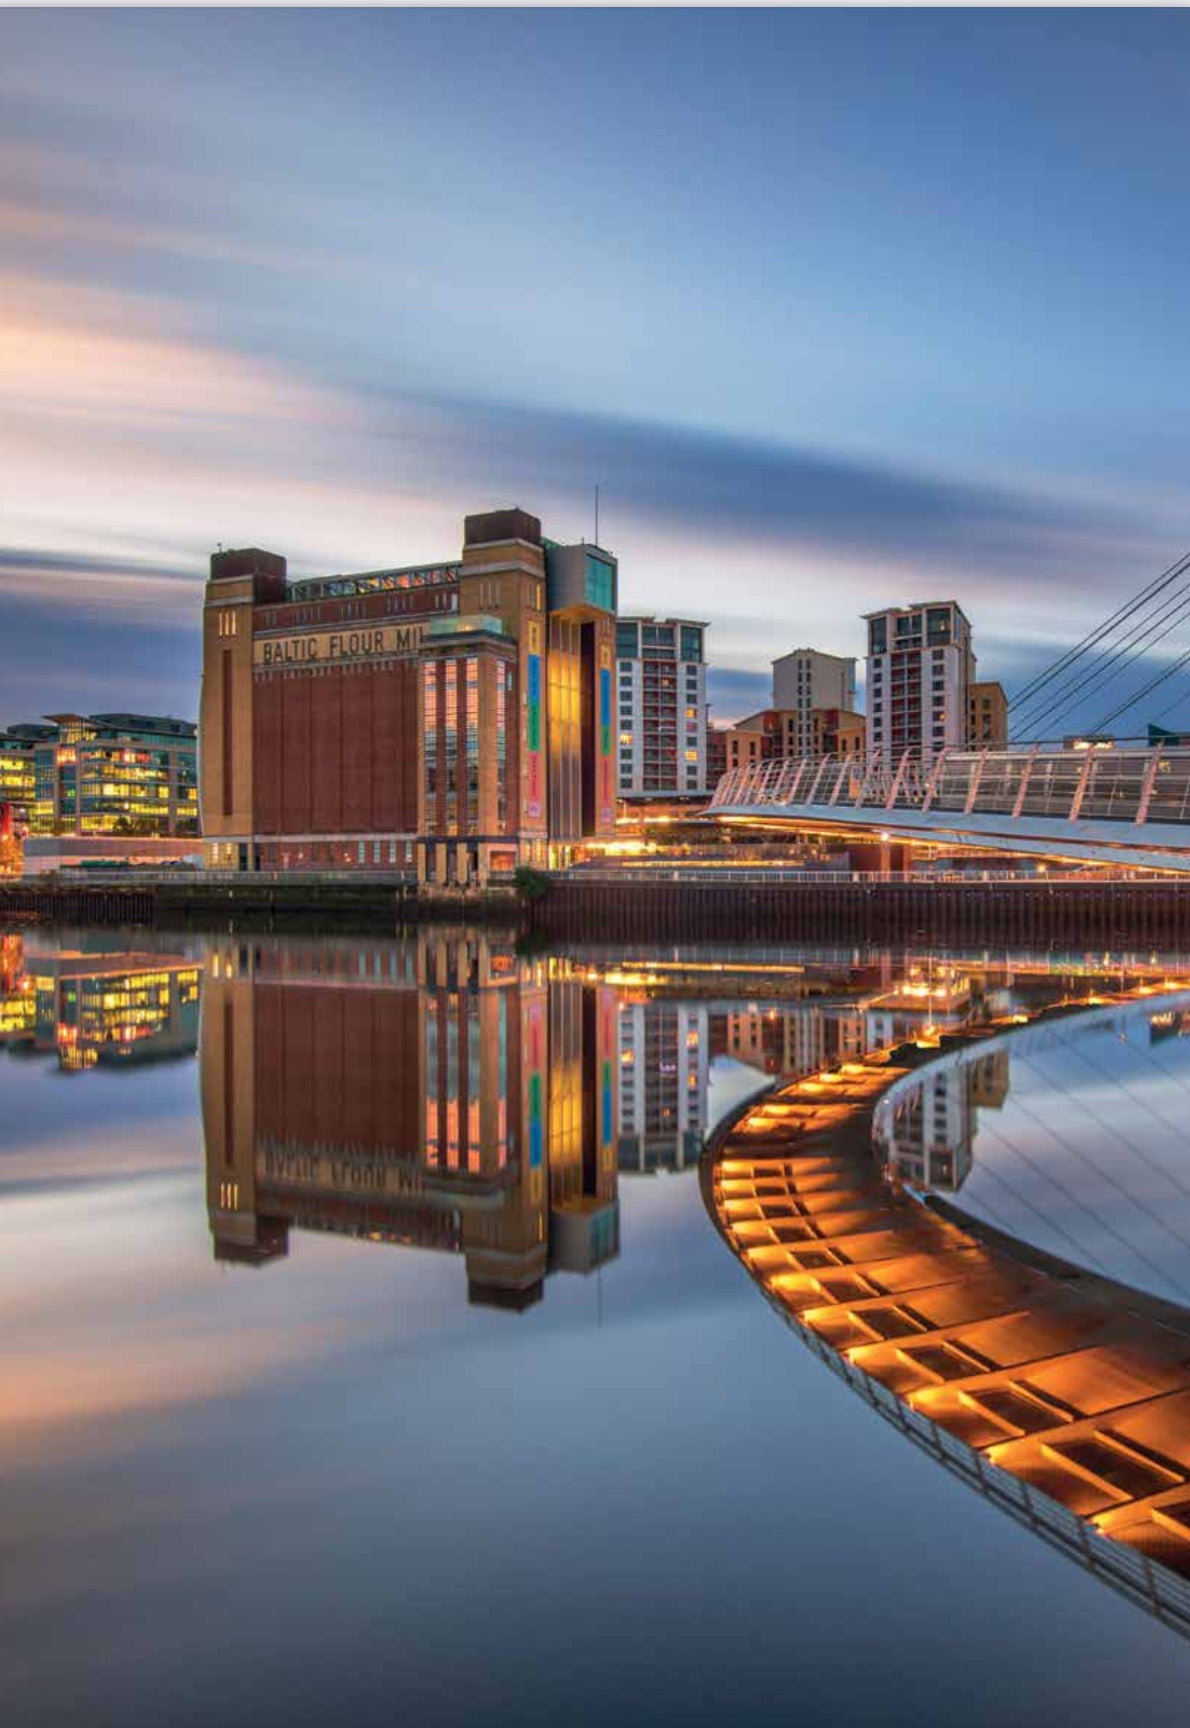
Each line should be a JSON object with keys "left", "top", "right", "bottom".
{"left": 6, "top": 9, "right": 1190, "bottom": 727}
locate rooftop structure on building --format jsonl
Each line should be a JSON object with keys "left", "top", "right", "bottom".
{"left": 200, "top": 508, "right": 618, "bottom": 882}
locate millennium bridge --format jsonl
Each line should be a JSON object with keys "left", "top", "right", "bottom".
{"left": 704, "top": 984, "right": 1190, "bottom": 1638}
{"left": 709, "top": 743, "right": 1190, "bottom": 873}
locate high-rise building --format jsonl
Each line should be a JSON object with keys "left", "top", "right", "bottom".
{"left": 771, "top": 648, "right": 857, "bottom": 758}
{"left": 199, "top": 508, "right": 618, "bottom": 882}
{"left": 968, "top": 680, "right": 1009, "bottom": 747}
{"left": 0, "top": 715, "right": 197, "bottom": 836}
{"left": 615, "top": 617, "right": 708, "bottom": 797}
{"left": 864, "top": 601, "right": 974, "bottom": 763}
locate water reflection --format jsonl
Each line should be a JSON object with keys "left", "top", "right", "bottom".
{"left": 710, "top": 982, "right": 1190, "bottom": 1639}
{"left": 11, "top": 928, "right": 1190, "bottom": 1718}
{"left": 877, "top": 994, "right": 1190, "bottom": 1303}
{"left": 202, "top": 933, "right": 619, "bottom": 1310}
{"left": 0, "top": 931, "right": 199, "bottom": 1070}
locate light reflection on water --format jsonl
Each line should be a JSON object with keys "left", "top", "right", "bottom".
{"left": 879, "top": 993, "right": 1190, "bottom": 1305}
{"left": 6, "top": 927, "right": 1190, "bottom": 1726}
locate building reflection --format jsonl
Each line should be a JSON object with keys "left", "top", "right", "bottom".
{"left": 617, "top": 1001, "right": 709, "bottom": 1173}
{"left": 201, "top": 932, "right": 619, "bottom": 1310}
{"left": 878, "top": 1049, "right": 1010, "bottom": 1192}
{"left": 0, "top": 934, "right": 200, "bottom": 1070}
{"left": 615, "top": 986, "right": 984, "bottom": 1177}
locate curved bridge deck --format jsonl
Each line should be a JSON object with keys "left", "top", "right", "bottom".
{"left": 704, "top": 1004, "right": 1190, "bottom": 1636}
{"left": 710, "top": 744, "right": 1190, "bottom": 871}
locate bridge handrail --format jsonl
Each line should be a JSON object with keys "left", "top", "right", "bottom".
{"left": 710, "top": 743, "right": 1190, "bottom": 827}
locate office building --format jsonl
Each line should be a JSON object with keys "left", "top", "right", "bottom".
{"left": 0, "top": 715, "right": 195, "bottom": 836}
{"left": 864, "top": 601, "right": 975, "bottom": 763}
{"left": 968, "top": 680, "right": 1009, "bottom": 747}
{"left": 615, "top": 617, "right": 708, "bottom": 798}
{"left": 199, "top": 508, "right": 618, "bottom": 882}
{"left": 771, "top": 648, "right": 857, "bottom": 757}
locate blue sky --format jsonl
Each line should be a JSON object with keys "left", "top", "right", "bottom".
{"left": 5, "top": 9, "right": 1190, "bottom": 726}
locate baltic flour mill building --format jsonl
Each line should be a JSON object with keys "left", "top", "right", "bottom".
{"left": 200, "top": 508, "right": 619, "bottom": 884}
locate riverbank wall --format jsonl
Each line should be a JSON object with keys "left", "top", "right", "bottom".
{"left": 4, "top": 870, "right": 1190, "bottom": 945}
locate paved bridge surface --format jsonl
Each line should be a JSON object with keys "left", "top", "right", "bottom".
{"left": 709, "top": 744, "right": 1190, "bottom": 872}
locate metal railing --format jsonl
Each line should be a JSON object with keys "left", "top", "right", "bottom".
{"left": 763, "top": 1282, "right": 1190, "bottom": 1636}
{"left": 557, "top": 866, "right": 1156, "bottom": 886}
{"left": 710, "top": 743, "right": 1190, "bottom": 830}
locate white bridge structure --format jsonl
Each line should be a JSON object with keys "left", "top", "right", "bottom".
{"left": 708, "top": 744, "right": 1190, "bottom": 872}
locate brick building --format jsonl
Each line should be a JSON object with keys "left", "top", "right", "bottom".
{"left": 200, "top": 508, "right": 618, "bottom": 883}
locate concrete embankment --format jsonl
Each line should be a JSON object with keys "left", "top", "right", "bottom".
{"left": 531, "top": 873, "right": 1190, "bottom": 947}
{"left": 0, "top": 876, "right": 524, "bottom": 930}
{"left": 3, "top": 869, "right": 1190, "bottom": 944}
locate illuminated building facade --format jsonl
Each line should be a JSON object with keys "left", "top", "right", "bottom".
{"left": 201, "top": 932, "right": 618, "bottom": 1307}
{"left": 0, "top": 714, "right": 197, "bottom": 836}
{"left": 0, "top": 723, "right": 47, "bottom": 822}
{"left": 200, "top": 509, "right": 617, "bottom": 883}
{"left": 0, "top": 942, "right": 200, "bottom": 1071}
{"left": 615, "top": 617, "right": 708, "bottom": 798}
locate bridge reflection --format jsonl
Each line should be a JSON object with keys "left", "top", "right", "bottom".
{"left": 705, "top": 989, "right": 1190, "bottom": 1637}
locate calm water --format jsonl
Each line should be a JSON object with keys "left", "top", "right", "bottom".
{"left": 6, "top": 928, "right": 1190, "bottom": 1727}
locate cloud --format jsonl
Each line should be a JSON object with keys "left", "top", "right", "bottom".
{"left": 2, "top": 259, "right": 1185, "bottom": 722}
{"left": 367, "top": 391, "right": 1167, "bottom": 599}
{"left": 0, "top": 547, "right": 198, "bottom": 615}
{"left": 706, "top": 667, "right": 771, "bottom": 725}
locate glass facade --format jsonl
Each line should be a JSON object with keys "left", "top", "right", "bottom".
{"left": 7, "top": 714, "right": 198, "bottom": 837}
{"left": 585, "top": 554, "right": 615, "bottom": 612}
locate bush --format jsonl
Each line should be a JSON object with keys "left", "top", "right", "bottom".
{"left": 512, "top": 865, "right": 551, "bottom": 903}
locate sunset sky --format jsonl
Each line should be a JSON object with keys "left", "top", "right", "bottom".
{"left": 6, "top": 9, "right": 1190, "bottom": 727}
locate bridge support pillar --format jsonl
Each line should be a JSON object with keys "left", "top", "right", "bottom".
{"left": 848, "top": 839, "right": 910, "bottom": 875}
